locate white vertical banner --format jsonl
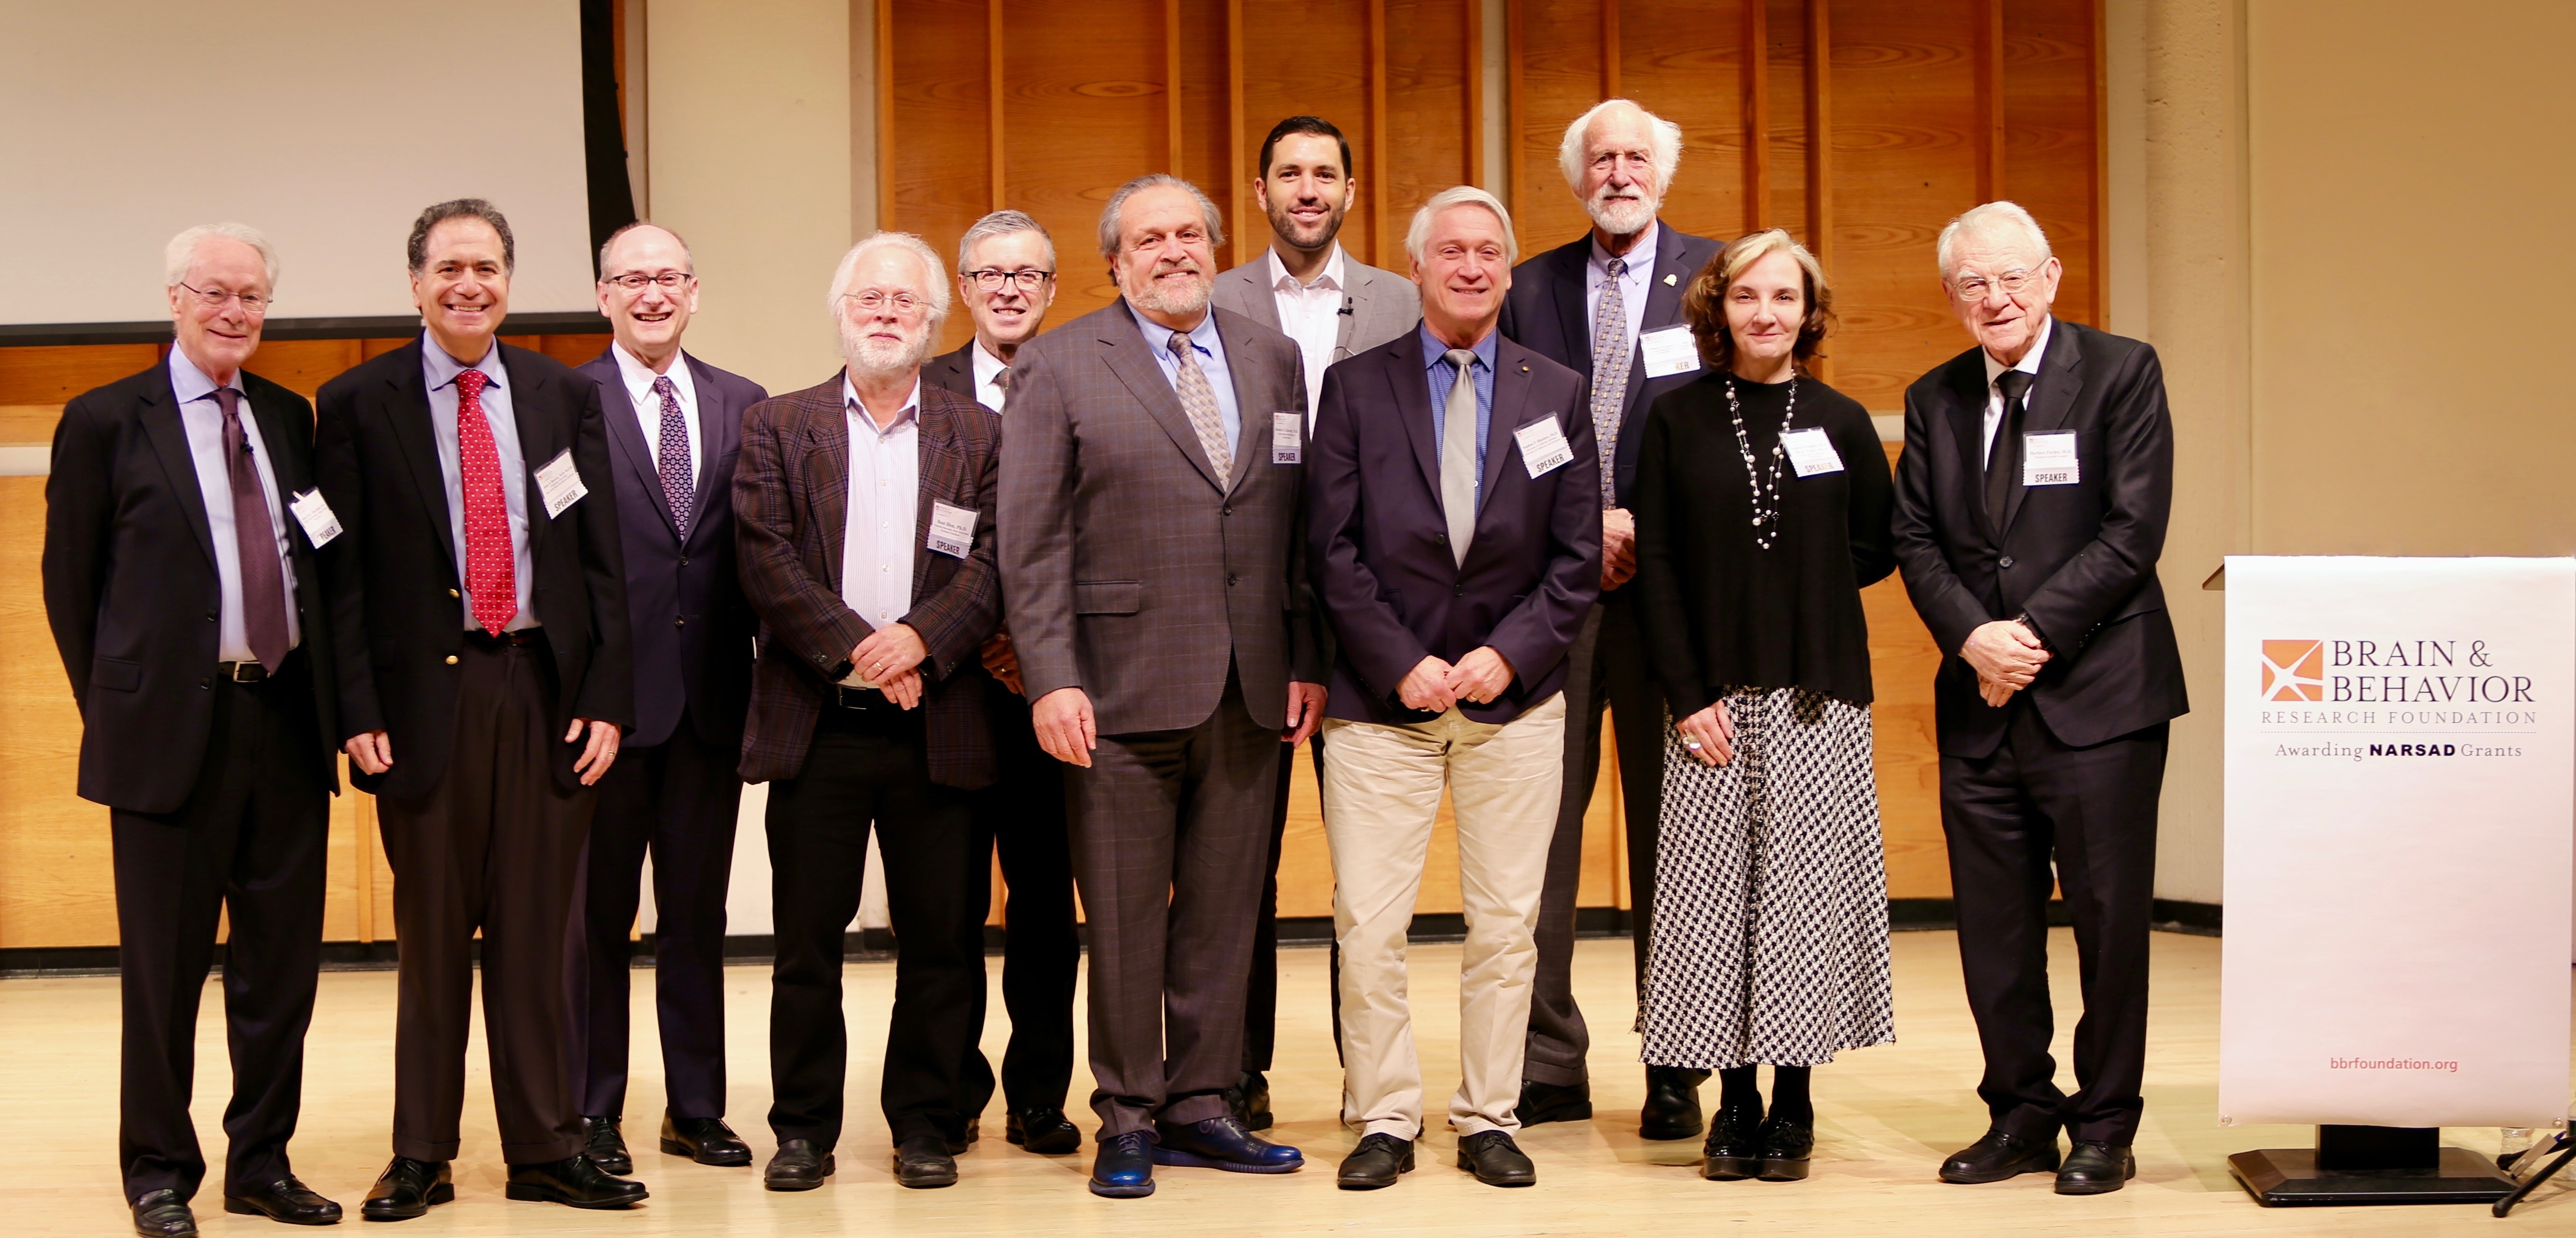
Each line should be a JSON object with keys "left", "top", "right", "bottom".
{"left": 2220, "top": 556, "right": 2574, "bottom": 1127}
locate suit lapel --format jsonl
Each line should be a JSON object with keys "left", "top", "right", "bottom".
{"left": 383, "top": 342, "right": 460, "bottom": 580}
{"left": 1480, "top": 351, "right": 1532, "bottom": 515}
{"left": 1639, "top": 227, "right": 1694, "bottom": 331}
{"left": 1946, "top": 351, "right": 2000, "bottom": 546}
{"left": 683, "top": 355, "right": 737, "bottom": 547}
{"left": 600, "top": 357, "right": 684, "bottom": 543}
{"left": 1216, "top": 309, "right": 1275, "bottom": 495}
{"left": 501, "top": 347, "right": 560, "bottom": 547}
{"left": 1999, "top": 321, "right": 2085, "bottom": 537}
{"left": 1547, "top": 241, "right": 1591, "bottom": 378}
{"left": 1389, "top": 342, "right": 1443, "bottom": 503}
{"left": 1098, "top": 306, "right": 1227, "bottom": 492}
{"left": 801, "top": 385, "right": 853, "bottom": 591}
{"left": 1231, "top": 263, "right": 1282, "bottom": 332}
{"left": 139, "top": 368, "right": 219, "bottom": 572}
{"left": 910, "top": 397, "right": 961, "bottom": 604}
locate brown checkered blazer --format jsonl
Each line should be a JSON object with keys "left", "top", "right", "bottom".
{"left": 734, "top": 372, "right": 1003, "bottom": 788}
{"left": 998, "top": 299, "right": 1324, "bottom": 736}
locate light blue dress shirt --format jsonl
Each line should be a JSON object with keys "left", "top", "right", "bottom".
{"left": 1422, "top": 324, "right": 1498, "bottom": 504}
{"left": 420, "top": 332, "right": 538, "bottom": 630}
{"left": 1128, "top": 300, "right": 1240, "bottom": 459}
{"left": 168, "top": 348, "right": 300, "bottom": 660}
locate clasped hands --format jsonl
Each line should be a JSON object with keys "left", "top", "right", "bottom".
{"left": 1964, "top": 619, "right": 2050, "bottom": 707}
{"left": 852, "top": 622, "right": 930, "bottom": 709}
{"left": 1396, "top": 646, "right": 1516, "bottom": 714}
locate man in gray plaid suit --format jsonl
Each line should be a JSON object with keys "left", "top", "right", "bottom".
{"left": 998, "top": 174, "right": 1326, "bottom": 1198}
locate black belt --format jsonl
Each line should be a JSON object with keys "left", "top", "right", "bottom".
{"left": 830, "top": 683, "right": 894, "bottom": 710}
{"left": 464, "top": 627, "right": 544, "bottom": 649}
{"left": 216, "top": 659, "right": 272, "bottom": 683}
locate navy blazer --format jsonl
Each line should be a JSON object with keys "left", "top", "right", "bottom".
{"left": 1306, "top": 327, "right": 1601, "bottom": 726}
{"left": 1497, "top": 224, "right": 1725, "bottom": 507}
{"left": 575, "top": 348, "right": 766, "bottom": 750}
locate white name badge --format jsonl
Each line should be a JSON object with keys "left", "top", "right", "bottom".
{"left": 926, "top": 500, "right": 977, "bottom": 558}
{"left": 288, "top": 488, "right": 341, "bottom": 547}
{"left": 534, "top": 449, "right": 589, "bottom": 518}
{"left": 1638, "top": 324, "right": 1702, "bottom": 379}
{"left": 2022, "top": 430, "right": 2080, "bottom": 486}
{"left": 1781, "top": 427, "right": 1844, "bottom": 477}
{"left": 1514, "top": 416, "right": 1575, "bottom": 479}
{"left": 1271, "top": 410, "right": 1302, "bottom": 464}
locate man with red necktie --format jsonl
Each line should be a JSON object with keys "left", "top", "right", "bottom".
{"left": 313, "top": 199, "right": 639, "bottom": 1218}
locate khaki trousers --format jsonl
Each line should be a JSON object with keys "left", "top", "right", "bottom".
{"left": 1320, "top": 694, "right": 1566, "bottom": 1140}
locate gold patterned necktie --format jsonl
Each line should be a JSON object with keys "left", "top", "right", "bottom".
{"left": 1168, "top": 329, "right": 1233, "bottom": 481}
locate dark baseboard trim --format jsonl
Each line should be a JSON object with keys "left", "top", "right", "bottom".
{"left": 0, "top": 900, "right": 2225, "bottom": 977}
{"left": 0, "top": 313, "right": 612, "bottom": 348}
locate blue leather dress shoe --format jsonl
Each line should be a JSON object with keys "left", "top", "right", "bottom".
{"left": 1153, "top": 1116, "right": 1304, "bottom": 1174}
{"left": 1090, "top": 1131, "right": 1158, "bottom": 1198}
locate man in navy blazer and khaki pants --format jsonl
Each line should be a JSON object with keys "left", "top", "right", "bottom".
{"left": 1308, "top": 187, "right": 1599, "bottom": 1191}
{"left": 566, "top": 222, "right": 768, "bottom": 1174}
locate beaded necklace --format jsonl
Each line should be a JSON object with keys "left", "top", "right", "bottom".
{"left": 1724, "top": 373, "right": 1799, "bottom": 551}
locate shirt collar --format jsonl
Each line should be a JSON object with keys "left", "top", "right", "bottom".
{"left": 1129, "top": 299, "right": 1220, "bottom": 356}
{"left": 971, "top": 339, "right": 1009, "bottom": 385}
{"left": 1981, "top": 315, "right": 2055, "bottom": 388}
{"left": 610, "top": 340, "right": 689, "bottom": 397}
{"left": 843, "top": 373, "right": 922, "bottom": 438}
{"left": 1419, "top": 321, "right": 1499, "bottom": 372}
{"left": 422, "top": 329, "right": 504, "bottom": 393}
{"left": 1588, "top": 219, "right": 1661, "bottom": 277}
{"left": 167, "top": 345, "right": 241, "bottom": 406}
{"left": 1265, "top": 243, "right": 1345, "bottom": 294}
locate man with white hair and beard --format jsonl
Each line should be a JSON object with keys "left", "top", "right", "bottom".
{"left": 732, "top": 231, "right": 1006, "bottom": 1193}
{"left": 1498, "top": 97, "right": 1725, "bottom": 1142}
{"left": 999, "top": 173, "right": 1322, "bottom": 1198}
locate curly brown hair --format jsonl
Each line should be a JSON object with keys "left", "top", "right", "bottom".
{"left": 1680, "top": 228, "right": 1834, "bottom": 374}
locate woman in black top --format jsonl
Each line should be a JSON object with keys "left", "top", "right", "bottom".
{"left": 1630, "top": 228, "right": 1896, "bottom": 1184}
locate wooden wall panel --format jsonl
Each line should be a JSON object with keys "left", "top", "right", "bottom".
{"left": 1002, "top": 0, "right": 1168, "bottom": 331}
{"left": 2000, "top": 0, "right": 2100, "bottom": 325}
{"left": 1762, "top": 0, "right": 1814, "bottom": 248}
{"left": 0, "top": 477, "right": 109, "bottom": 949}
{"left": 893, "top": 0, "right": 994, "bottom": 355}
{"left": 0, "top": 345, "right": 159, "bottom": 406}
{"left": 1618, "top": 0, "right": 1750, "bottom": 245}
{"left": 1240, "top": 0, "right": 1375, "bottom": 266}
{"left": 1509, "top": 0, "right": 1608, "bottom": 257}
{"left": 1867, "top": 442, "right": 1950, "bottom": 899}
{"left": 1176, "top": 0, "right": 1236, "bottom": 247}
{"left": 1381, "top": 0, "right": 1477, "bottom": 263}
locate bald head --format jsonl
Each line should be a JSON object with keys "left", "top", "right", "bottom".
{"left": 595, "top": 222, "right": 700, "bottom": 370}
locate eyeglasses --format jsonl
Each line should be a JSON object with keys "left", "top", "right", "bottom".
{"left": 603, "top": 271, "right": 694, "bottom": 292}
{"left": 1951, "top": 270, "right": 2035, "bottom": 302}
{"left": 178, "top": 282, "right": 273, "bottom": 314}
{"left": 964, "top": 268, "right": 1054, "bottom": 292}
{"left": 843, "top": 289, "right": 927, "bottom": 314}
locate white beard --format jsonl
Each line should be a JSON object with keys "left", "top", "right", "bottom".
{"left": 1127, "top": 268, "right": 1212, "bottom": 319}
{"left": 1585, "top": 191, "right": 1657, "bottom": 237}
{"left": 840, "top": 319, "right": 931, "bottom": 381}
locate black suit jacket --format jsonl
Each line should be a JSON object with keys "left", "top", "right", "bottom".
{"left": 575, "top": 348, "right": 767, "bottom": 750}
{"left": 313, "top": 338, "right": 634, "bottom": 798}
{"left": 924, "top": 342, "right": 981, "bottom": 408}
{"left": 1498, "top": 223, "right": 1725, "bottom": 507}
{"left": 1891, "top": 319, "right": 2189, "bottom": 757}
{"left": 43, "top": 362, "right": 340, "bottom": 813}
{"left": 1307, "top": 328, "right": 1600, "bottom": 725}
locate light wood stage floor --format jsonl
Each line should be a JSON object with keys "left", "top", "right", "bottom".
{"left": 4, "top": 932, "right": 2566, "bottom": 1235}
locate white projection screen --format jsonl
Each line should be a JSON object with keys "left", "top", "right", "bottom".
{"left": 1, "top": 0, "right": 597, "bottom": 327}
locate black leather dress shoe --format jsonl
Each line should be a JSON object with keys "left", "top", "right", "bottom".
{"left": 1516, "top": 1079, "right": 1593, "bottom": 1127}
{"left": 2055, "top": 1141, "right": 2136, "bottom": 1195}
{"left": 131, "top": 1189, "right": 196, "bottom": 1238}
{"left": 1089, "top": 1130, "right": 1157, "bottom": 1198}
{"left": 1455, "top": 1130, "right": 1536, "bottom": 1187}
{"left": 360, "top": 1158, "right": 453, "bottom": 1222}
{"left": 223, "top": 1177, "right": 343, "bottom": 1224}
{"left": 1337, "top": 1133, "right": 1416, "bottom": 1190}
{"left": 659, "top": 1115, "right": 752, "bottom": 1167}
{"left": 1639, "top": 1066, "right": 1709, "bottom": 1140}
{"left": 1701, "top": 1102, "right": 1764, "bottom": 1181}
{"left": 763, "top": 1140, "right": 835, "bottom": 1192}
{"left": 944, "top": 1119, "right": 979, "bottom": 1155}
{"left": 1006, "top": 1107, "right": 1082, "bottom": 1155}
{"left": 1154, "top": 1116, "right": 1303, "bottom": 1173}
{"left": 1755, "top": 1113, "right": 1815, "bottom": 1181}
{"left": 892, "top": 1134, "right": 960, "bottom": 1188}
{"left": 503, "top": 1156, "right": 647, "bottom": 1209}
{"left": 1938, "top": 1129, "right": 2062, "bottom": 1184}
{"left": 1226, "top": 1071, "right": 1275, "bottom": 1131}
{"left": 581, "top": 1116, "right": 632, "bottom": 1176}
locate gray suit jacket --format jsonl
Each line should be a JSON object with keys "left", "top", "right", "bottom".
{"left": 998, "top": 299, "right": 1324, "bottom": 736}
{"left": 1212, "top": 248, "right": 1421, "bottom": 378}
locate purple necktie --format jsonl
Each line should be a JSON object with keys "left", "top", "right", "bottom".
{"left": 654, "top": 375, "right": 693, "bottom": 540}
{"left": 213, "top": 388, "right": 290, "bottom": 669}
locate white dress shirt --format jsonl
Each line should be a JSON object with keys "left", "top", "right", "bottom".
{"left": 168, "top": 348, "right": 300, "bottom": 661}
{"left": 838, "top": 375, "right": 920, "bottom": 686}
{"left": 1980, "top": 315, "right": 2055, "bottom": 463}
{"left": 611, "top": 340, "right": 700, "bottom": 490}
{"left": 969, "top": 339, "right": 1011, "bottom": 413}
{"left": 1584, "top": 219, "right": 1658, "bottom": 357}
{"left": 1267, "top": 243, "right": 1346, "bottom": 422}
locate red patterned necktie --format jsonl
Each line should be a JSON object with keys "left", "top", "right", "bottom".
{"left": 453, "top": 368, "right": 518, "bottom": 634}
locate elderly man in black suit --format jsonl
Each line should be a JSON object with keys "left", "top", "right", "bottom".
{"left": 1307, "top": 186, "right": 1599, "bottom": 1191}
{"left": 564, "top": 221, "right": 767, "bottom": 1176}
{"left": 1892, "top": 200, "right": 2186, "bottom": 1196}
{"left": 45, "top": 223, "right": 344, "bottom": 1238}
{"left": 1497, "top": 97, "right": 1725, "bottom": 1141}
{"left": 314, "top": 199, "right": 641, "bottom": 1218}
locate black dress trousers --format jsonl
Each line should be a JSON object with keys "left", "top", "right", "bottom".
{"left": 957, "top": 679, "right": 1079, "bottom": 1121}
{"left": 766, "top": 697, "right": 984, "bottom": 1149}
{"left": 112, "top": 658, "right": 329, "bottom": 1204}
{"left": 1941, "top": 702, "right": 2167, "bottom": 1147}
{"left": 570, "top": 706, "right": 744, "bottom": 1122}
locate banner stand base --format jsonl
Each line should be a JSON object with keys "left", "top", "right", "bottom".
{"left": 2231, "top": 1126, "right": 2515, "bottom": 1206}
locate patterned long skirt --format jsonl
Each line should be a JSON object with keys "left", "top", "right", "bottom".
{"left": 1638, "top": 687, "right": 1895, "bottom": 1070}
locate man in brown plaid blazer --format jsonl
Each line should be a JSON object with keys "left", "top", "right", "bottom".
{"left": 998, "top": 175, "right": 1326, "bottom": 1198}
{"left": 732, "top": 232, "right": 1002, "bottom": 1193}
